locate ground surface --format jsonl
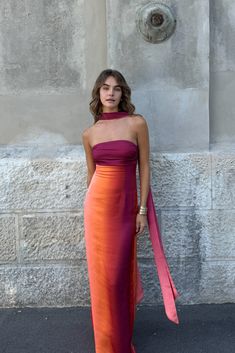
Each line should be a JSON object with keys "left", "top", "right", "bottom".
{"left": 0, "top": 303, "right": 234, "bottom": 353}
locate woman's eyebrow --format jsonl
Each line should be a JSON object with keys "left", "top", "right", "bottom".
{"left": 102, "top": 83, "right": 121, "bottom": 88}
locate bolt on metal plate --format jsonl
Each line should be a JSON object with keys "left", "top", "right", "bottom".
{"left": 136, "top": 3, "right": 176, "bottom": 43}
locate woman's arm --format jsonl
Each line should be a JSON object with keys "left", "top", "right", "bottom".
{"left": 136, "top": 116, "right": 150, "bottom": 207}
{"left": 82, "top": 129, "right": 96, "bottom": 187}
{"left": 135, "top": 116, "right": 150, "bottom": 235}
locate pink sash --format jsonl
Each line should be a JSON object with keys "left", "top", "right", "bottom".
{"left": 136, "top": 187, "right": 180, "bottom": 324}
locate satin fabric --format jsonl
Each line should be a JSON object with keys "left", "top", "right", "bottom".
{"left": 84, "top": 137, "right": 179, "bottom": 353}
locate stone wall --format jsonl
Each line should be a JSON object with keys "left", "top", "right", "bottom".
{"left": 0, "top": 146, "right": 234, "bottom": 307}
{"left": 0, "top": 0, "right": 234, "bottom": 308}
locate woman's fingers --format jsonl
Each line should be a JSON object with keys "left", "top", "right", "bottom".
{"left": 136, "top": 217, "right": 147, "bottom": 235}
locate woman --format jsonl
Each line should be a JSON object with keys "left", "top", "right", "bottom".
{"left": 82, "top": 69, "right": 179, "bottom": 353}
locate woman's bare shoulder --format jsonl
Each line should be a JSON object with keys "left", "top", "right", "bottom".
{"left": 82, "top": 125, "right": 94, "bottom": 146}
{"left": 82, "top": 124, "right": 95, "bottom": 138}
{"left": 129, "top": 114, "right": 148, "bottom": 128}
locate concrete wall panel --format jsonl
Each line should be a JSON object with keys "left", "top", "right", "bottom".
{"left": 150, "top": 152, "right": 211, "bottom": 208}
{"left": 212, "top": 153, "right": 235, "bottom": 209}
{"left": 106, "top": 0, "right": 209, "bottom": 151}
{"left": 21, "top": 213, "right": 85, "bottom": 261}
{"left": 0, "top": 0, "right": 107, "bottom": 144}
{"left": 200, "top": 261, "right": 235, "bottom": 303}
{"left": 1, "top": 264, "right": 89, "bottom": 307}
{"left": 0, "top": 0, "right": 85, "bottom": 92}
{"left": 0, "top": 215, "right": 17, "bottom": 263}
{"left": 0, "top": 147, "right": 86, "bottom": 210}
{"left": 210, "top": 0, "right": 235, "bottom": 144}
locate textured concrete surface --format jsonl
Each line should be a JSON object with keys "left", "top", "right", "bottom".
{"left": 0, "top": 147, "right": 86, "bottom": 210}
{"left": 107, "top": 0, "right": 209, "bottom": 151}
{"left": 0, "top": 216, "right": 17, "bottom": 262}
{"left": 150, "top": 152, "right": 211, "bottom": 207}
{"left": 0, "top": 1, "right": 84, "bottom": 91}
{"left": 0, "top": 264, "right": 90, "bottom": 307}
{"left": 212, "top": 153, "right": 235, "bottom": 208}
{"left": 0, "top": 304, "right": 234, "bottom": 353}
{"left": 0, "top": 146, "right": 234, "bottom": 307}
{"left": 0, "top": 0, "right": 234, "bottom": 150}
{"left": 0, "top": 0, "right": 106, "bottom": 144}
{"left": 21, "top": 213, "right": 85, "bottom": 261}
{"left": 210, "top": 0, "right": 235, "bottom": 144}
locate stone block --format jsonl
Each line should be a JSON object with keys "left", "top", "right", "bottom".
{"left": 21, "top": 212, "right": 85, "bottom": 261}
{"left": 138, "top": 260, "right": 161, "bottom": 304}
{"left": 137, "top": 210, "right": 161, "bottom": 259}
{"left": 150, "top": 153, "right": 211, "bottom": 208}
{"left": 160, "top": 210, "right": 203, "bottom": 259}
{"left": 200, "top": 210, "right": 235, "bottom": 259}
{"left": 2, "top": 263, "right": 90, "bottom": 307}
{"left": 138, "top": 256, "right": 201, "bottom": 305}
{"left": 0, "top": 215, "right": 17, "bottom": 263}
{"left": 0, "top": 269, "right": 6, "bottom": 305}
{"left": 0, "top": 151, "right": 87, "bottom": 210}
{"left": 137, "top": 205, "right": 235, "bottom": 266}
{"left": 200, "top": 261, "right": 235, "bottom": 303}
{"left": 212, "top": 153, "right": 235, "bottom": 209}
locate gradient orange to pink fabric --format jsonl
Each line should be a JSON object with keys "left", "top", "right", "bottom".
{"left": 84, "top": 137, "right": 179, "bottom": 353}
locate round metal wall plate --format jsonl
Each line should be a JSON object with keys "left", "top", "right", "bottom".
{"left": 136, "top": 3, "right": 176, "bottom": 43}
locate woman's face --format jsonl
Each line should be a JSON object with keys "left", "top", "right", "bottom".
{"left": 99, "top": 76, "right": 122, "bottom": 112}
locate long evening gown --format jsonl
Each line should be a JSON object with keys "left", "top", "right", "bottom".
{"left": 83, "top": 111, "right": 179, "bottom": 353}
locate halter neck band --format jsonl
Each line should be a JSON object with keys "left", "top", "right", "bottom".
{"left": 98, "top": 111, "right": 129, "bottom": 120}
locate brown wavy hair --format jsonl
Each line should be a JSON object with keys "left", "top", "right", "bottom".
{"left": 89, "top": 69, "right": 136, "bottom": 122}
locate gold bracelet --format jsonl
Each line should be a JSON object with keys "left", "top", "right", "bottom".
{"left": 138, "top": 205, "right": 148, "bottom": 215}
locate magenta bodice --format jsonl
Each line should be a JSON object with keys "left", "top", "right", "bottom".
{"left": 92, "top": 140, "right": 138, "bottom": 166}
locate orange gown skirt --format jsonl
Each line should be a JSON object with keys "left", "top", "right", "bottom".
{"left": 84, "top": 140, "right": 179, "bottom": 353}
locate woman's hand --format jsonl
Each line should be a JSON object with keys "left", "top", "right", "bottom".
{"left": 136, "top": 214, "right": 147, "bottom": 236}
